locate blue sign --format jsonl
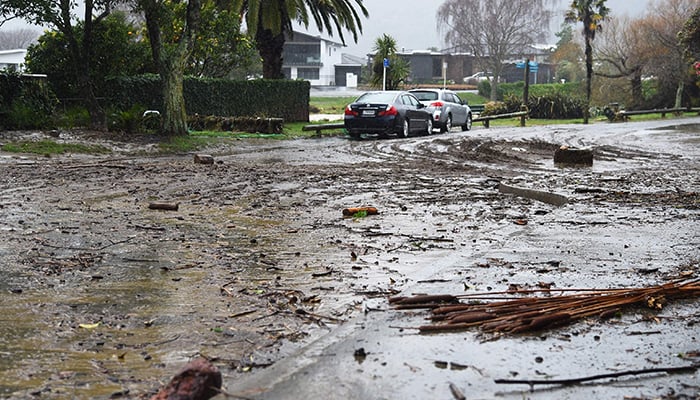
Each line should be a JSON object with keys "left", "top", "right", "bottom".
{"left": 383, "top": 58, "right": 390, "bottom": 68}
{"left": 516, "top": 61, "right": 526, "bottom": 69}
{"left": 528, "top": 60, "right": 539, "bottom": 72}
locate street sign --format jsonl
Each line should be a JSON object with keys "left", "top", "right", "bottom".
{"left": 383, "top": 58, "right": 390, "bottom": 68}
{"left": 528, "top": 60, "right": 538, "bottom": 73}
{"left": 516, "top": 61, "right": 526, "bottom": 69}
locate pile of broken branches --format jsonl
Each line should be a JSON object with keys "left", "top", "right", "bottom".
{"left": 389, "top": 278, "right": 700, "bottom": 334}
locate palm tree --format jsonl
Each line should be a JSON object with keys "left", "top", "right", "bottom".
{"left": 234, "top": 0, "right": 368, "bottom": 79}
{"left": 369, "top": 34, "right": 409, "bottom": 90}
{"left": 565, "top": 0, "right": 609, "bottom": 124}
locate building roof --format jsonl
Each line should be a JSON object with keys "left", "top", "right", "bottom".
{"left": 0, "top": 49, "right": 27, "bottom": 67}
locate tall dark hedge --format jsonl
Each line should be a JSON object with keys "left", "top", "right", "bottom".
{"left": 105, "top": 75, "right": 310, "bottom": 122}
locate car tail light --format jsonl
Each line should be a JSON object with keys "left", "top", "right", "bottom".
{"left": 430, "top": 101, "right": 444, "bottom": 107}
{"left": 344, "top": 105, "right": 358, "bottom": 117}
{"left": 378, "top": 105, "right": 398, "bottom": 116}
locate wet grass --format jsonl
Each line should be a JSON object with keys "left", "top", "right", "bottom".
{"left": 310, "top": 96, "right": 357, "bottom": 114}
{"left": 1, "top": 140, "right": 111, "bottom": 156}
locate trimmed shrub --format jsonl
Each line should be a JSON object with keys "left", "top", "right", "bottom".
{"left": 105, "top": 76, "right": 310, "bottom": 122}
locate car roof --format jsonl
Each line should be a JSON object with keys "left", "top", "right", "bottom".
{"left": 409, "top": 88, "right": 456, "bottom": 94}
{"left": 354, "top": 90, "right": 413, "bottom": 102}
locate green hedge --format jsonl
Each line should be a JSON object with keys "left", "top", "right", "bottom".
{"left": 0, "top": 71, "right": 58, "bottom": 130}
{"left": 105, "top": 75, "right": 310, "bottom": 122}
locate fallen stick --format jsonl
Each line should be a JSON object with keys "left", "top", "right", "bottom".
{"left": 494, "top": 364, "right": 699, "bottom": 387}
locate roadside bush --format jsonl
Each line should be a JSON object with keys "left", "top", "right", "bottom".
{"left": 528, "top": 92, "right": 585, "bottom": 119}
{"left": 481, "top": 94, "right": 522, "bottom": 116}
{"left": 54, "top": 106, "right": 90, "bottom": 128}
{"left": 107, "top": 104, "right": 146, "bottom": 134}
{"left": 0, "top": 71, "right": 57, "bottom": 130}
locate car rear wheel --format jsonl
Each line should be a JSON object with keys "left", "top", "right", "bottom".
{"left": 398, "top": 119, "right": 409, "bottom": 138}
{"left": 462, "top": 113, "right": 472, "bottom": 131}
{"left": 441, "top": 115, "right": 452, "bottom": 133}
{"left": 425, "top": 118, "right": 433, "bottom": 136}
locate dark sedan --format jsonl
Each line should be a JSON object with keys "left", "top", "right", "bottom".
{"left": 344, "top": 91, "right": 433, "bottom": 139}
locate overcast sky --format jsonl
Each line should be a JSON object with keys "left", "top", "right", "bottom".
{"left": 3, "top": 0, "right": 647, "bottom": 54}
{"left": 322, "top": 0, "right": 647, "bottom": 57}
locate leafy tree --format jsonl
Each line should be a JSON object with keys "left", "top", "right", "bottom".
{"left": 437, "top": 0, "right": 555, "bottom": 101}
{"left": 233, "top": 0, "right": 368, "bottom": 79}
{"left": 679, "top": 6, "right": 700, "bottom": 60}
{"left": 679, "top": 6, "right": 700, "bottom": 91}
{"left": 1, "top": 0, "right": 122, "bottom": 130}
{"left": 369, "top": 34, "right": 409, "bottom": 90}
{"left": 565, "top": 0, "right": 610, "bottom": 124}
{"left": 639, "top": 0, "right": 697, "bottom": 108}
{"left": 551, "top": 23, "right": 584, "bottom": 84}
{"left": 186, "top": 4, "right": 260, "bottom": 79}
{"left": 25, "top": 12, "right": 153, "bottom": 99}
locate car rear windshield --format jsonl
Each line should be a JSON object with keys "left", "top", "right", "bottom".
{"left": 411, "top": 91, "right": 438, "bottom": 101}
{"left": 355, "top": 92, "right": 397, "bottom": 103}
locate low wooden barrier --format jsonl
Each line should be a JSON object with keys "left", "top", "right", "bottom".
{"left": 473, "top": 111, "right": 528, "bottom": 128}
{"left": 301, "top": 122, "right": 344, "bottom": 134}
{"left": 616, "top": 107, "right": 700, "bottom": 121}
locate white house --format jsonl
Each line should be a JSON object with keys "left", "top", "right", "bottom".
{"left": 0, "top": 49, "right": 27, "bottom": 72}
{"left": 282, "top": 31, "right": 360, "bottom": 87}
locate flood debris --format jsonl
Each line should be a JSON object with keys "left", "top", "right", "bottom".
{"left": 193, "top": 154, "right": 215, "bottom": 164}
{"left": 389, "top": 278, "right": 700, "bottom": 335}
{"left": 498, "top": 182, "right": 568, "bottom": 206}
{"left": 150, "top": 357, "right": 221, "bottom": 400}
{"left": 494, "top": 363, "right": 699, "bottom": 388}
{"left": 553, "top": 145, "right": 593, "bottom": 166}
{"left": 148, "top": 201, "right": 180, "bottom": 211}
{"left": 342, "top": 206, "right": 379, "bottom": 217}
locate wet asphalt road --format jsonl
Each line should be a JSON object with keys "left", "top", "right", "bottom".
{"left": 228, "top": 117, "right": 700, "bottom": 400}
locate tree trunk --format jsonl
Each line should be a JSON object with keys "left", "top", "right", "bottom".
{"left": 584, "top": 36, "right": 593, "bottom": 125}
{"left": 629, "top": 71, "right": 643, "bottom": 110}
{"left": 160, "top": 61, "right": 188, "bottom": 136}
{"left": 674, "top": 80, "right": 684, "bottom": 109}
{"left": 256, "top": 27, "right": 286, "bottom": 79}
{"left": 142, "top": 0, "right": 200, "bottom": 137}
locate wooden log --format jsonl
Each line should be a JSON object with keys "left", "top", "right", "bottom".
{"left": 148, "top": 202, "right": 179, "bottom": 211}
{"left": 554, "top": 146, "right": 593, "bottom": 166}
{"left": 498, "top": 182, "right": 568, "bottom": 206}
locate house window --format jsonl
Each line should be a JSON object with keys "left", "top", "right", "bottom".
{"left": 283, "top": 43, "right": 321, "bottom": 65}
{"left": 297, "top": 68, "right": 319, "bottom": 80}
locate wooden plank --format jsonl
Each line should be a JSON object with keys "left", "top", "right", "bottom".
{"left": 301, "top": 123, "right": 344, "bottom": 133}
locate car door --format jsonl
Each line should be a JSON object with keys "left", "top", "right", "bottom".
{"left": 401, "top": 94, "right": 426, "bottom": 132}
{"left": 447, "top": 92, "right": 468, "bottom": 125}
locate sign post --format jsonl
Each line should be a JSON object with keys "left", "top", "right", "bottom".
{"left": 442, "top": 61, "right": 448, "bottom": 89}
{"left": 382, "top": 58, "right": 390, "bottom": 91}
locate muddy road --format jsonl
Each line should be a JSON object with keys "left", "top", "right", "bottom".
{"left": 0, "top": 118, "right": 699, "bottom": 399}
